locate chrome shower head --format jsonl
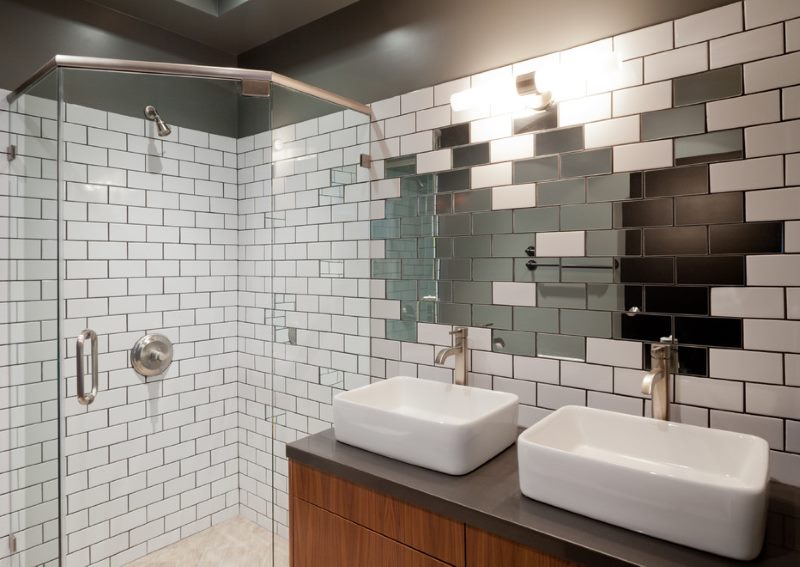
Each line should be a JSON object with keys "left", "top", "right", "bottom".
{"left": 144, "top": 105, "right": 172, "bottom": 137}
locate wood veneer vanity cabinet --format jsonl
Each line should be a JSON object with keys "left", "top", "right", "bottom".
{"left": 289, "top": 461, "right": 576, "bottom": 567}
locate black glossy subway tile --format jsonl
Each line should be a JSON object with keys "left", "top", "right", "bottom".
{"left": 436, "top": 169, "right": 471, "bottom": 192}
{"left": 675, "top": 192, "right": 743, "bottom": 225}
{"left": 537, "top": 178, "right": 586, "bottom": 206}
{"left": 453, "top": 143, "right": 491, "bottom": 168}
{"left": 513, "top": 106, "right": 558, "bottom": 135}
{"left": 643, "top": 226, "right": 708, "bottom": 255}
{"left": 436, "top": 123, "right": 470, "bottom": 149}
{"left": 645, "top": 286, "right": 709, "bottom": 315}
{"left": 675, "top": 316, "right": 743, "bottom": 348}
{"left": 586, "top": 229, "right": 642, "bottom": 256}
{"left": 673, "top": 66, "right": 743, "bottom": 107}
{"left": 676, "top": 256, "right": 745, "bottom": 285}
{"left": 617, "top": 312, "right": 672, "bottom": 342}
{"left": 641, "top": 105, "right": 706, "bottom": 141}
{"left": 615, "top": 198, "right": 674, "bottom": 228}
{"left": 709, "top": 222, "right": 783, "bottom": 254}
{"left": 675, "top": 130, "right": 743, "bottom": 166}
{"left": 618, "top": 257, "right": 674, "bottom": 284}
{"left": 514, "top": 155, "right": 559, "bottom": 183}
{"left": 587, "top": 172, "right": 642, "bottom": 203}
{"left": 676, "top": 345, "right": 708, "bottom": 376}
{"left": 453, "top": 189, "right": 492, "bottom": 212}
{"left": 560, "top": 148, "right": 613, "bottom": 178}
{"left": 645, "top": 164, "right": 708, "bottom": 198}
{"left": 535, "top": 126, "right": 584, "bottom": 156}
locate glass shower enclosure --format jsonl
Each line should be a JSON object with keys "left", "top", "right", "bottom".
{"left": 2, "top": 56, "right": 371, "bottom": 566}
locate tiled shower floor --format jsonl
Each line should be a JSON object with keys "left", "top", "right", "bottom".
{"left": 125, "top": 517, "right": 289, "bottom": 567}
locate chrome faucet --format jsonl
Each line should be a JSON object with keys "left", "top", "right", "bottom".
{"left": 641, "top": 336, "right": 677, "bottom": 421}
{"left": 435, "top": 327, "right": 468, "bottom": 386}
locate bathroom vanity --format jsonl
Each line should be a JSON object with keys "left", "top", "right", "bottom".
{"left": 288, "top": 429, "right": 800, "bottom": 567}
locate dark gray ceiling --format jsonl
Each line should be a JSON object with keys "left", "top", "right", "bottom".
{"left": 85, "top": 0, "right": 360, "bottom": 54}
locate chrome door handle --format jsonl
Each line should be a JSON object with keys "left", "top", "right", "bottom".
{"left": 76, "top": 329, "right": 98, "bottom": 405}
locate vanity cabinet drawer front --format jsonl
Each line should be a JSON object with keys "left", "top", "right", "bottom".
{"left": 466, "top": 527, "right": 580, "bottom": 567}
{"left": 290, "top": 461, "right": 465, "bottom": 566}
{"left": 291, "top": 497, "right": 453, "bottom": 567}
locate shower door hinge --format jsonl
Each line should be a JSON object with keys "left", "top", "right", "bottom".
{"left": 241, "top": 80, "right": 271, "bottom": 98}
{"left": 6, "top": 144, "right": 16, "bottom": 161}
{"left": 359, "top": 153, "right": 372, "bottom": 168}
{"left": 8, "top": 533, "right": 16, "bottom": 553}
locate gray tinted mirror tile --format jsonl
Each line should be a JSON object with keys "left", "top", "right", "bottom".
{"left": 454, "top": 189, "right": 492, "bottom": 212}
{"left": 535, "top": 126, "right": 584, "bottom": 156}
{"left": 402, "top": 174, "right": 434, "bottom": 196}
{"left": 453, "top": 235, "right": 492, "bottom": 257}
{"left": 641, "top": 105, "right": 706, "bottom": 141}
{"left": 436, "top": 123, "right": 470, "bottom": 149}
{"left": 403, "top": 259, "right": 435, "bottom": 278}
{"left": 675, "top": 129, "right": 743, "bottom": 165}
{"left": 537, "top": 283, "right": 587, "bottom": 308}
{"left": 436, "top": 193, "right": 453, "bottom": 214}
{"left": 454, "top": 281, "right": 492, "bottom": 304}
{"left": 493, "top": 233, "right": 536, "bottom": 257}
{"left": 473, "top": 210, "right": 512, "bottom": 234}
{"left": 385, "top": 197, "right": 417, "bottom": 218}
{"left": 401, "top": 215, "right": 433, "bottom": 237}
{"left": 560, "top": 309, "right": 613, "bottom": 338}
{"left": 560, "top": 203, "right": 613, "bottom": 230}
{"left": 386, "top": 238, "right": 418, "bottom": 258}
{"left": 673, "top": 65, "right": 742, "bottom": 107}
{"left": 371, "top": 218, "right": 400, "bottom": 239}
{"left": 473, "top": 258, "right": 513, "bottom": 281}
{"left": 587, "top": 172, "right": 642, "bottom": 203}
{"left": 385, "top": 155, "right": 417, "bottom": 178}
{"left": 514, "top": 207, "right": 560, "bottom": 233}
{"left": 437, "top": 258, "right": 471, "bottom": 280}
{"left": 420, "top": 280, "right": 451, "bottom": 302}
{"left": 419, "top": 301, "right": 436, "bottom": 323}
{"left": 400, "top": 300, "right": 419, "bottom": 321}
{"left": 434, "top": 237, "right": 454, "bottom": 258}
{"left": 586, "top": 229, "right": 641, "bottom": 256}
{"left": 418, "top": 237, "right": 436, "bottom": 258}
{"left": 514, "top": 258, "right": 561, "bottom": 282}
{"left": 560, "top": 148, "right": 612, "bottom": 178}
{"left": 387, "top": 320, "right": 416, "bottom": 342}
{"left": 537, "top": 333, "right": 586, "bottom": 361}
{"left": 537, "top": 178, "right": 586, "bottom": 206}
{"left": 437, "top": 302, "right": 471, "bottom": 326}
{"left": 587, "top": 284, "right": 628, "bottom": 310}
{"left": 492, "top": 330, "right": 536, "bottom": 355}
{"left": 437, "top": 169, "right": 471, "bottom": 192}
{"left": 387, "top": 280, "right": 417, "bottom": 300}
{"left": 372, "top": 259, "right": 401, "bottom": 279}
{"left": 561, "top": 264, "right": 615, "bottom": 283}
{"left": 514, "top": 156, "right": 559, "bottom": 183}
{"left": 436, "top": 214, "right": 471, "bottom": 236}
{"left": 453, "top": 143, "right": 491, "bottom": 168}
{"left": 513, "top": 306, "right": 559, "bottom": 332}
{"left": 473, "top": 305, "right": 513, "bottom": 329}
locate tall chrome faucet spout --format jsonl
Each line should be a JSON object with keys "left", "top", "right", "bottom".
{"left": 642, "top": 336, "right": 677, "bottom": 421}
{"left": 435, "top": 327, "right": 468, "bottom": 386}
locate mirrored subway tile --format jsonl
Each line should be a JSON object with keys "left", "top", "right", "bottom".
{"left": 641, "top": 105, "right": 706, "bottom": 141}
{"left": 709, "top": 222, "right": 783, "bottom": 254}
{"left": 675, "top": 316, "right": 743, "bottom": 348}
{"left": 387, "top": 280, "right": 418, "bottom": 300}
{"left": 493, "top": 282, "right": 536, "bottom": 307}
{"left": 708, "top": 91, "right": 781, "bottom": 132}
{"left": 436, "top": 169, "right": 471, "bottom": 192}
{"left": 536, "top": 178, "right": 586, "bottom": 206}
{"left": 416, "top": 149, "right": 452, "bottom": 174}
{"left": 677, "top": 256, "right": 745, "bottom": 285}
{"left": 473, "top": 210, "right": 513, "bottom": 235}
{"left": 586, "top": 229, "right": 642, "bottom": 256}
{"left": 675, "top": 193, "right": 743, "bottom": 225}
{"left": 587, "top": 172, "right": 642, "bottom": 203}
{"left": 385, "top": 238, "right": 419, "bottom": 259}
{"left": 560, "top": 309, "right": 613, "bottom": 339}
{"left": 472, "top": 162, "right": 512, "bottom": 189}
{"left": 711, "top": 23, "right": 784, "bottom": 69}
{"left": 513, "top": 306, "right": 560, "bottom": 333}
{"left": 492, "top": 330, "right": 536, "bottom": 357}
{"left": 535, "top": 126, "right": 584, "bottom": 156}
{"left": 492, "top": 183, "right": 536, "bottom": 210}
{"left": 403, "top": 258, "right": 437, "bottom": 279}
{"left": 746, "top": 187, "right": 800, "bottom": 221}
{"left": 745, "top": 119, "right": 800, "bottom": 158}
{"left": 472, "top": 258, "right": 513, "bottom": 282}
{"left": 536, "top": 283, "right": 587, "bottom": 309}
{"left": 615, "top": 312, "right": 672, "bottom": 342}
{"left": 744, "top": 52, "right": 800, "bottom": 93}
{"left": 436, "top": 258, "right": 471, "bottom": 281}
{"left": 514, "top": 206, "right": 560, "bottom": 233}
{"left": 452, "top": 235, "right": 492, "bottom": 258}
{"left": 537, "top": 334, "right": 586, "bottom": 362}
{"left": 514, "top": 258, "right": 561, "bottom": 283}
{"left": 618, "top": 257, "right": 675, "bottom": 284}
{"left": 588, "top": 283, "right": 642, "bottom": 312}
{"left": 513, "top": 107, "right": 558, "bottom": 135}
{"left": 472, "top": 304, "right": 513, "bottom": 330}
{"left": 645, "top": 43, "right": 708, "bottom": 83}
{"left": 453, "top": 281, "right": 493, "bottom": 304}
{"left": 536, "top": 230, "right": 585, "bottom": 257}
{"left": 387, "top": 320, "right": 417, "bottom": 342}
{"left": 643, "top": 226, "right": 708, "bottom": 255}
{"left": 434, "top": 237, "right": 454, "bottom": 258}
{"left": 384, "top": 196, "right": 418, "bottom": 218}
{"left": 645, "top": 286, "right": 709, "bottom": 315}
{"left": 674, "top": 3, "right": 742, "bottom": 47}
{"left": 436, "top": 193, "right": 453, "bottom": 214}
{"left": 436, "top": 213, "right": 471, "bottom": 236}
{"left": 560, "top": 148, "right": 612, "bottom": 178}
{"left": 436, "top": 302, "right": 471, "bottom": 327}
{"left": 675, "top": 130, "right": 743, "bottom": 166}
{"left": 561, "top": 258, "right": 616, "bottom": 284}
{"left": 401, "top": 174, "right": 435, "bottom": 196}
{"left": 513, "top": 155, "right": 559, "bottom": 183}
{"left": 453, "top": 189, "right": 492, "bottom": 213}
{"left": 670, "top": 345, "right": 708, "bottom": 376}
{"left": 370, "top": 218, "right": 401, "bottom": 239}
{"left": 452, "top": 143, "right": 490, "bottom": 168}
{"left": 614, "top": 197, "right": 674, "bottom": 227}
{"left": 711, "top": 287, "right": 785, "bottom": 319}
{"left": 401, "top": 215, "right": 433, "bottom": 237}
{"left": 371, "top": 259, "right": 402, "bottom": 279}
{"left": 673, "top": 66, "right": 743, "bottom": 106}
{"left": 613, "top": 81, "right": 672, "bottom": 117}
{"left": 587, "top": 337, "right": 643, "bottom": 368}
{"left": 560, "top": 203, "right": 613, "bottom": 231}
{"left": 584, "top": 115, "right": 640, "bottom": 148}
{"left": 435, "top": 123, "right": 470, "bottom": 149}
{"left": 490, "top": 135, "right": 534, "bottom": 163}
{"left": 614, "top": 22, "right": 673, "bottom": 61}
{"left": 558, "top": 93, "right": 612, "bottom": 128}
{"left": 613, "top": 140, "right": 673, "bottom": 172}
{"left": 710, "top": 156, "right": 784, "bottom": 193}
{"left": 493, "top": 233, "right": 536, "bottom": 257}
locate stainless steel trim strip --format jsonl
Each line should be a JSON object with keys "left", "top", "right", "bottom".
{"left": 6, "top": 55, "right": 372, "bottom": 115}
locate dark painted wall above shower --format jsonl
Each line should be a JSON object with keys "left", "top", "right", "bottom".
{"left": 238, "top": 0, "right": 736, "bottom": 104}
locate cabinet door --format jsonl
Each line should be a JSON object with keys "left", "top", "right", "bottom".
{"left": 466, "top": 527, "right": 579, "bottom": 567}
{"left": 291, "top": 497, "right": 453, "bottom": 567}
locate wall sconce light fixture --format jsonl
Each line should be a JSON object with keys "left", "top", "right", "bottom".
{"left": 514, "top": 71, "right": 553, "bottom": 111}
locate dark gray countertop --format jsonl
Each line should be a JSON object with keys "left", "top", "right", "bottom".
{"left": 287, "top": 428, "right": 800, "bottom": 567}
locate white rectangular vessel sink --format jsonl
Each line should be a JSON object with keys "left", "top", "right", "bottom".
{"left": 518, "top": 406, "right": 769, "bottom": 560}
{"left": 333, "top": 376, "right": 519, "bottom": 475}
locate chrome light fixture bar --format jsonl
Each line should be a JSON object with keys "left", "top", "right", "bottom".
{"left": 6, "top": 55, "right": 371, "bottom": 115}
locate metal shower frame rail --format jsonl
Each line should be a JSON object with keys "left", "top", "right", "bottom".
{"left": 6, "top": 54, "right": 372, "bottom": 115}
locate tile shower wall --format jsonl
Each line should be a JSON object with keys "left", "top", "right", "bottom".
{"left": 363, "top": 0, "right": 800, "bottom": 485}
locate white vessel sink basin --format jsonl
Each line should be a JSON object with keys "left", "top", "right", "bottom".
{"left": 333, "top": 376, "right": 519, "bottom": 475}
{"left": 518, "top": 406, "right": 769, "bottom": 560}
